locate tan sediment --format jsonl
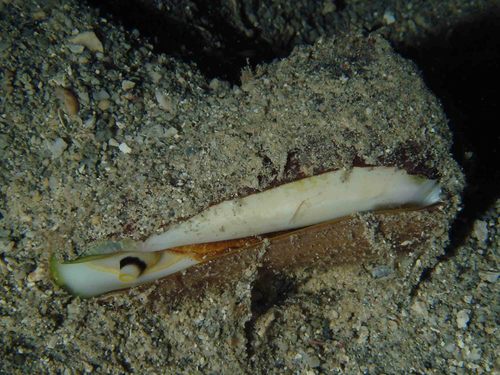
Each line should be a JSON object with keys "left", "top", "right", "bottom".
{"left": 1, "top": 0, "right": 483, "bottom": 373}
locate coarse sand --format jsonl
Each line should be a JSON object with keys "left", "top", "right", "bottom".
{"left": 0, "top": 0, "right": 498, "bottom": 373}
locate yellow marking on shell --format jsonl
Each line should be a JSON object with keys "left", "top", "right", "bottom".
{"left": 85, "top": 261, "right": 122, "bottom": 277}
{"left": 119, "top": 264, "right": 142, "bottom": 282}
{"left": 287, "top": 173, "right": 327, "bottom": 193}
{"left": 145, "top": 251, "right": 198, "bottom": 274}
{"left": 119, "top": 274, "right": 137, "bottom": 282}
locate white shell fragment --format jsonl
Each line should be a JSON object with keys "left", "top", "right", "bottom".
{"left": 118, "top": 142, "right": 132, "bottom": 154}
{"left": 69, "top": 31, "right": 104, "bottom": 53}
{"left": 51, "top": 166, "right": 441, "bottom": 298}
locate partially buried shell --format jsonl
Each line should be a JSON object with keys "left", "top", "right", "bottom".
{"left": 50, "top": 166, "right": 442, "bottom": 298}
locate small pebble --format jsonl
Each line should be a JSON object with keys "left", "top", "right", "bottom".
{"left": 67, "top": 44, "right": 85, "bottom": 54}
{"left": 456, "top": 309, "right": 470, "bottom": 329}
{"left": 306, "top": 354, "right": 320, "bottom": 368}
{"left": 473, "top": 220, "right": 488, "bottom": 243}
{"left": 121, "top": 80, "right": 135, "bottom": 91}
{"left": 370, "top": 265, "right": 392, "bottom": 278}
{"left": 119, "top": 142, "right": 132, "bottom": 154}
{"left": 165, "top": 127, "right": 178, "bottom": 138}
{"left": 478, "top": 271, "right": 499, "bottom": 283}
{"left": 32, "top": 191, "right": 42, "bottom": 202}
{"left": 322, "top": 0, "right": 336, "bottom": 14}
{"left": 149, "top": 70, "right": 162, "bottom": 83}
{"left": 27, "top": 265, "right": 45, "bottom": 283}
{"left": 67, "top": 300, "right": 81, "bottom": 319}
{"left": 465, "top": 347, "right": 482, "bottom": 361}
{"left": 90, "top": 215, "right": 101, "bottom": 226}
{"left": 155, "top": 90, "right": 177, "bottom": 113}
{"left": 108, "top": 138, "right": 119, "bottom": 147}
{"left": 98, "top": 99, "right": 111, "bottom": 111}
{"left": 32, "top": 10, "right": 46, "bottom": 20}
{"left": 255, "top": 310, "right": 275, "bottom": 338}
{"left": 383, "top": 10, "right": 396, "bottom": 25}
{"left": 357, "top": 325, "right": 369, "bottom": 344}
{"left": 69, "top": 31, "right": 103, "bottom": 53}
{"left": 411, "top": 300, "right": 428, "bottom": 318}
{"left": 331, "top": 309, "right": 341, "bottom": 320}
{"left": 55, "top": 87, "right": 79, "bottom": 116}
{"left": 209, "top": 78, "right": 221, "bottom": 91}
{"left": 93, "top": 89, "right": 110, "bottom": 101}
{"left": 444, "top": 343, "right": 456, "bottom": 353}
{"left": 78, "top": 90, "right": 90, "bottom": 104}
{"left": 49, "top": 138, "right": 67, "bottom": 159}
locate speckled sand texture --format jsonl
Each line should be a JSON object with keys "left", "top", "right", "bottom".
{"left": 0, "top": 0, "right": 498, "bottom": 374}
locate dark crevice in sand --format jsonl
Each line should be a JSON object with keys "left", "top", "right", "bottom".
{"left": 400, "top": 13, "right": 500, "bottom": 293}
{"left": 84, "top": 0, "right": 289, "bottom": 83}
{"left": 244, "top": 270, "right": 298, "bottom": 357}
{"left": 409, "top": 266, "right": 433, "bottom": 298}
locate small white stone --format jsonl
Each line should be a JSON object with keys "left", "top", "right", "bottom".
{"left": 456, "top": 309, "right": 470, "bottom": 329}
{"left": 67, "top": 300, "right": 81, "bottom": 319}
{"left": 473, "top": 220, "right": 488, "bottom": 243}
{"left": 383, "top": 10, "right": 396, "bottom": 25}
{"left": 465, "top": 347, "right": 482, "bottom": 361}
{"left": 49, "top": 138, "right": 67, "bottom": 159}
{"left": 118, "top": 142, "right": 132, "bottom": 154}
{"left": 165, "top": 127, "right": 178, "bottom": 138}
{"left": 155, "top": 90, "right": 177, "bottom": 113}
{"left": 69, "top": 31, "right": 104, "bottom": 53}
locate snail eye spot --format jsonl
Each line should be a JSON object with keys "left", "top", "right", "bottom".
{"left": 120, "top": 256, "right": 147, "bottom": 272}
{"left": 119, "top": 257, "right": 147, "bottom": 282}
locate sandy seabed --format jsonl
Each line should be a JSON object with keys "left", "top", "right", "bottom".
{"left": 0, "top": 0, "right": 498, "bottom": 373}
